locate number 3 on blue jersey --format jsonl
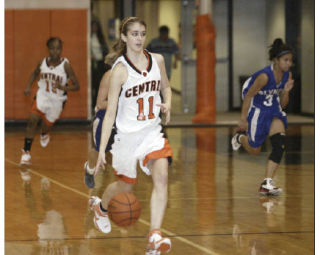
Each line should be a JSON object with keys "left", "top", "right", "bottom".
{"left": 263, "top": 95, "right": 273, "bottom": 106}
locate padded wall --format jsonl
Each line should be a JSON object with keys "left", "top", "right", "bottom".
{"left": 5, "top": 9, "right": 88, "bottom": 120}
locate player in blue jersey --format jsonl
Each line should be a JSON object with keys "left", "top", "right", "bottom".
{"left": 84, "top": 69, "right": 116, "bottom": 188}
{"left": 231, "top": 38, "right": 294, "bottom": 196}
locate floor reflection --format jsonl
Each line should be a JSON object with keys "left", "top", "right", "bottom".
{"left": 20, "top": 165, "right": 69, "bottom": 254}
{"left": 5, "top": 125, "right": 314, "bottom": 255}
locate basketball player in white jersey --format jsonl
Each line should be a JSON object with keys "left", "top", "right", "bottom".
{"left": 88, "top": 17, "right": 173, "bottom": 254}
{"left": 20, "top": 37, "right": 80, "bottom": 165}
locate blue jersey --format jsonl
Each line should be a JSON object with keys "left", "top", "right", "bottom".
{"left": 242, "top": 65, "right": 289, "bottom": 112}
{"left": 242, "top": 65, "right": 289, "bottom": 148}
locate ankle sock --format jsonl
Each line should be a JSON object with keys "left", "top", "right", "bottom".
{"left": 86, "top": 164, "right": 95, "bottom": 174}
{"left": 237, "top": 134, "right": 244, "bottom": 143}
{"left": 100, "top": 202, "right": 108, "bottom": 213}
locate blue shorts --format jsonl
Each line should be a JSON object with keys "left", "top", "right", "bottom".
{"left": 247, "top": 106, "right": 288, "bottom": 148}
{"left": 92, "top": 109, "right": 115, "bottom": 152}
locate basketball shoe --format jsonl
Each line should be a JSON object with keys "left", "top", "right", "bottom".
{"left": 146, "top": 230, "right": 171, "bottom": 255}
{"left": 84, "top": 161, "right": 95, "bottom": 188}
{"left": 20, "top": 149, "right": 31, "bottom": 165}
{"left": 259, "top": 178, "right": 282, "bottom": 196}
{"left": 88, "top": 196, "right": 111, "bottom": 234}
{"left": 231, "top": 130, "right": 246, "bottom": 151}
{"left": 40, "top": 134, "right": 50, "bottom": 147}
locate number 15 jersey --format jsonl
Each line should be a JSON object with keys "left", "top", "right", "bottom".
{"left": 112, "top": 50, "right": 162, "bottom": 133}
{"left": 37, "top": 57, "right": 69, "bottom": 100}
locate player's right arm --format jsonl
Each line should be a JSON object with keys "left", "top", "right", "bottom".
{"left": 24, "top": 61, "right": 41, "bottom": 96}
{"left": 239, "top": 73, "right": 268, "bottom": 130}
{"left": 95, "top": 70, "right": 111, "bottom": 111}
{"left": 95, "top": 64, "right": 127, "bottom": 174}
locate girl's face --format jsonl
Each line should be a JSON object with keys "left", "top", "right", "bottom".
{"left": 122, "top": 22, "right": 146, "bottom": 53}
{"left": 48, "top": 40, "right": 62, "bottom": 60}
{"left": 276, "top": 53, "right": 293, "bottom": 72}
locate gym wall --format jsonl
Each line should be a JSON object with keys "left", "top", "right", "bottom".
{"left": 5, "top": 0, "right": 89, "bottom": 120}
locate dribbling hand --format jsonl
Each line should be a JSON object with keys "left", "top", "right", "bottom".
{"left": 157, "top": 103, "right": 171, "bottom": 125}
{"left": 95, "top": 151, "right": 106, "bottom": 176}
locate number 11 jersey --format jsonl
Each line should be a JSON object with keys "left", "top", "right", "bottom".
{"left": 112, "top": 50, "right": 162, "bottom": 133}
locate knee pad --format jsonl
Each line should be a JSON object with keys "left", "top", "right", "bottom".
{"left": 268, "top": 133, "right": 285, "bottom": 164}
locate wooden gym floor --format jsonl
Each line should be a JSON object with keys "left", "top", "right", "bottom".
{"left": 5, "top": 124, "right": 314, "bottom": 254}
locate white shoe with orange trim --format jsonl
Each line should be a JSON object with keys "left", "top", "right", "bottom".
{"left": 145, "top": 230, "right": 171, "bottom": 255}
{"left": 88, "top": 196, "right": 111, "bottom": 234}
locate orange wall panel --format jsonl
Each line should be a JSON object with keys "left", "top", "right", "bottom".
{"left": 5, "top": 9, "right": 88, "bottom": 121}
{"left": 51, "top": 10, "right": 88, "bottom": 119}
{"left": 13, "top": 10, "right": 50, "bottom": 119}
{"left": 5, "top": 10, "right": 14, "bottom": 119}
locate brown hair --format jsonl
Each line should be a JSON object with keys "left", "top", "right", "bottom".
{"left": 105, "top": 17, "right": 146, "bottom": 66}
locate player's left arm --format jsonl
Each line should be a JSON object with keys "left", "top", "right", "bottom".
{"left": 280, "top": 72, "right": 294, "bottom": 109}
{"left": 153, "top": 53, "right": 172, "bottom": 125}
{"left": 56, "top": 61, "right": 80, "bottom": 92}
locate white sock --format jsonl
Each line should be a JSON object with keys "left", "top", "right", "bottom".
{"left": 86, "top": 164, "right": 95, "bottom": 174}
{"left": 238, "top": 134, "right": 244, "bottom": 143}
{"left": 149, "top": 233, "right": 162, "bottom": 243}
{"left": 263, "top": 178, "right": 273, "bottom": 187}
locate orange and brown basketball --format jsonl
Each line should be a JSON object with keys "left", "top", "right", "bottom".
{"left": 108, "top": 192, "right": 141, "bottom": 227}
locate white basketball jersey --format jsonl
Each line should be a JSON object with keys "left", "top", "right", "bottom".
{"left": 112, "top": 50, "right": 162, "bottom": 133}
{"left": 37, "top": 57, "right": 69, "bottom": 100}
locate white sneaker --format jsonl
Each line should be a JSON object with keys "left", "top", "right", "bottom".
{"left": 40, "top": 134, "right": 50, "bottom": 147}
{"left": 20, "top": 149, "right": 31, "bottom": 165}
{"left": 231, "top": 131, "right": 246, "bottom": 151}
{"left": 88, "top": 196, "right": 111, "bottom": 234}
{"left": 146, "top": 230, "right": 171, "bottom": 254}
{"left": 259, "top": 178, "right": 282, "bottom": 196}
{"left": 231, "top": 133, "right": 242, "bottom": 151}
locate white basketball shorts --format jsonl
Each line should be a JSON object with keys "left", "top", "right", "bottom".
{"left": 111, "top": 125, "right": 172, "bottom": 184}
{"left": 31, "top": 90, "right": 66, "bottom": 126}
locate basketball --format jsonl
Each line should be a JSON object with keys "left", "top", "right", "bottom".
{"left": 108, "top": 192, "right": 141, "bottom": 227}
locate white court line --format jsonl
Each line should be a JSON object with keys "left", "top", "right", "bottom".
{"left": 6, "top": 158, "right": 219, "bottom": 255}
